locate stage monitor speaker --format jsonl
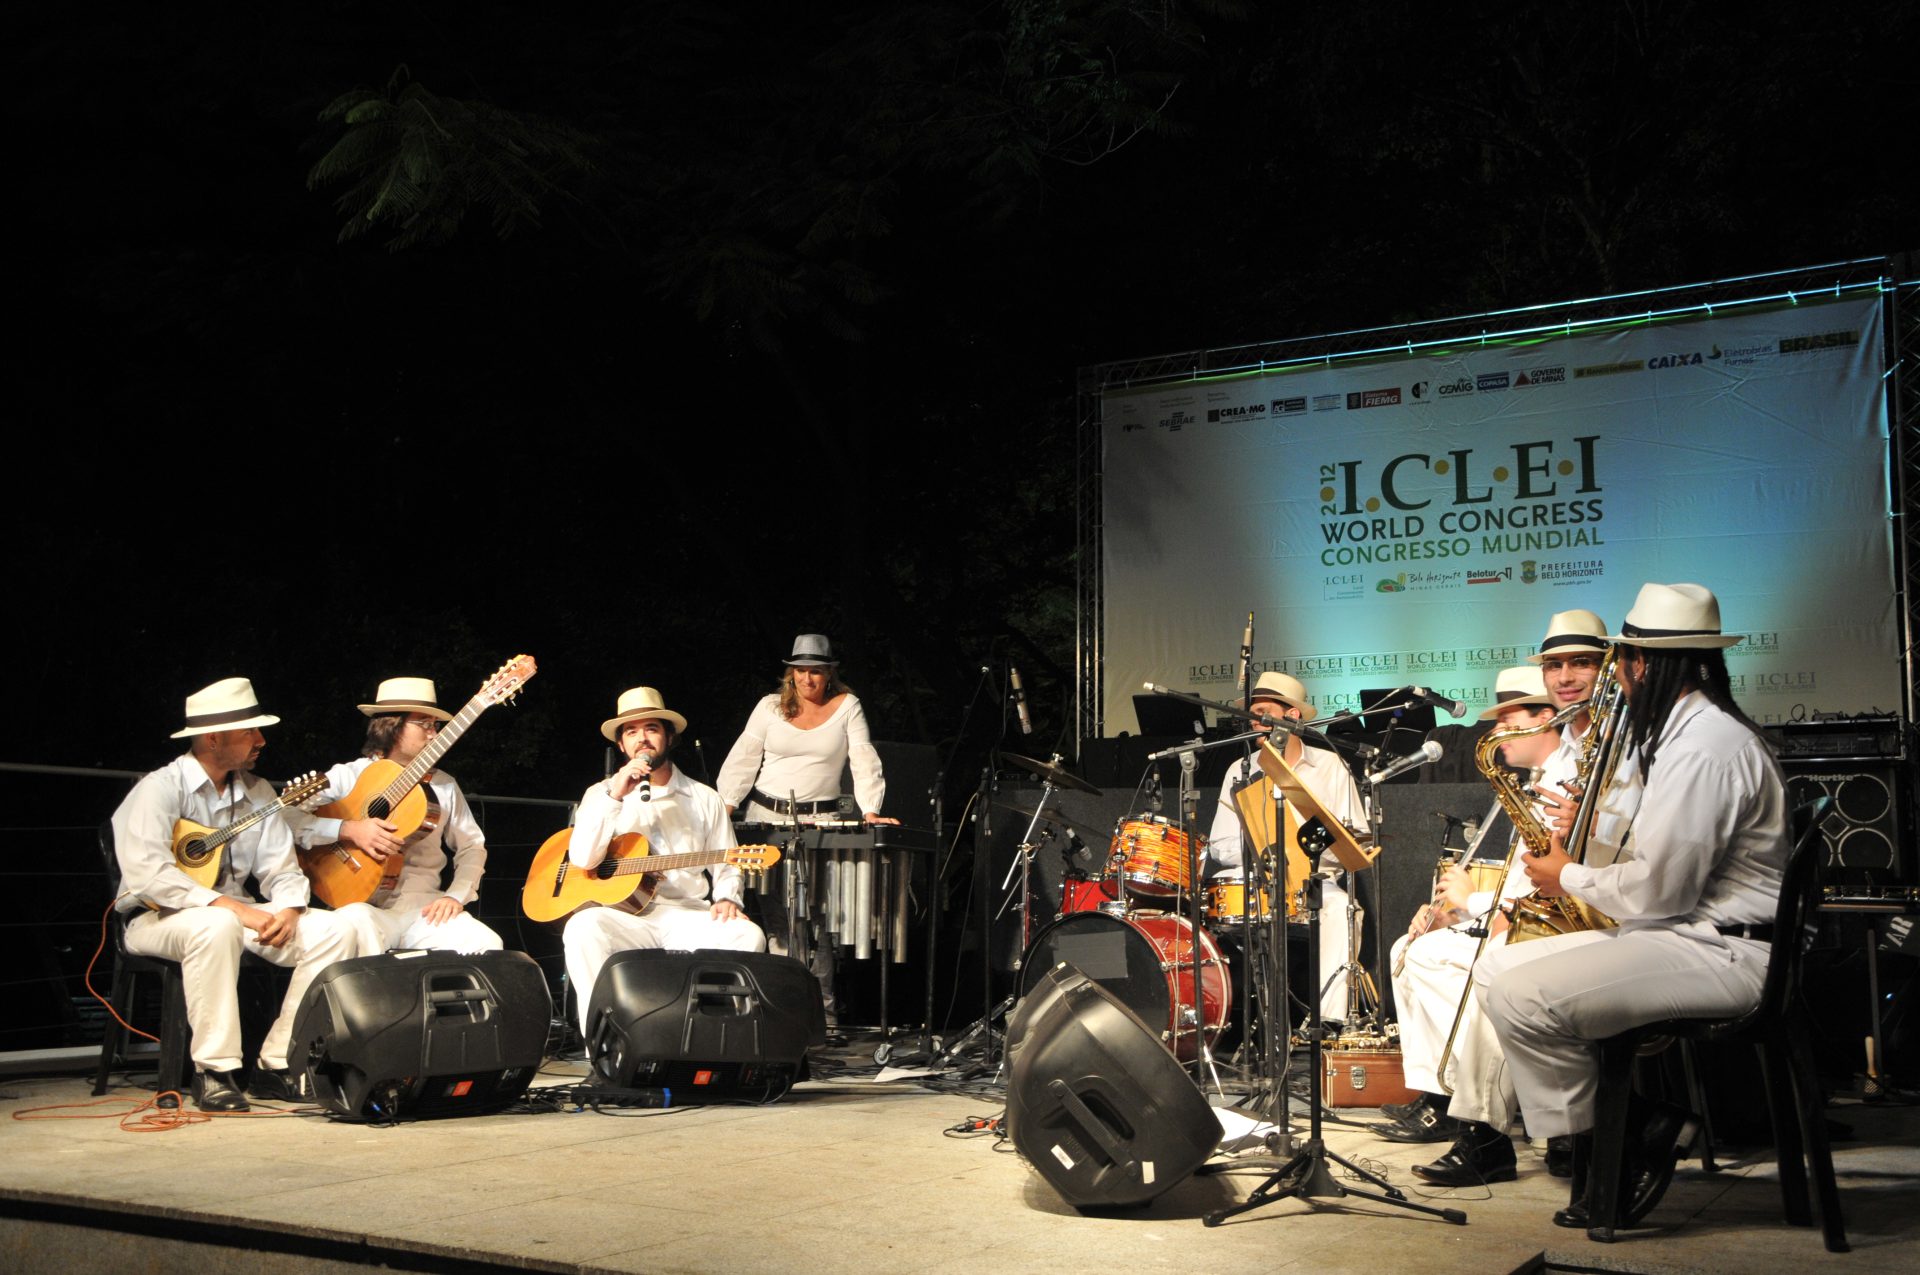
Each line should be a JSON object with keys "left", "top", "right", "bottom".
{"left": 585, "top": 949, "right": 823, "bottom": 1102}
{"left": 1785, "top": 761, "right": 1914, "bottom": 887}
{"left": 291, "top": 950, "right": 550, "bottom": 1122}
{"left": 1004, "top": 962, "right": 1218, "bottom": 1210}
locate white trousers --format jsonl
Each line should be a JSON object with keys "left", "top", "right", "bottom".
{"left": 1388, "top": 925, "right": 1478, "bottom": 1094}
{"left": 125, "top": 904, "right": 366, "bottom": 1072}
{"left": 345, "top": 891, "right": 504, "bottom": 955}
{"left": 562, "top": 901, "right": 766, "bottom": 1033}
{"left": 1477, "top": 926, "right": 1767, "bottom": 1139}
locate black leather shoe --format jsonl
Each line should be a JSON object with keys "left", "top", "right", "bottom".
{"left": 1411, "top": 1122, "right": 1517, "bottom": 1186}
{"left": 1553, "top": 1132, "right": 1593, "bottom": 1227}
{"left": 1546, "top": 1134, "right": 1574, "bottom": 1178}
{"left": 1373, "top": 1103, "right": 1463, "bottom": 1143}
{"left": 247, "top": 1065, "right": 308, "bottom": 1103}
{"left": 1379, "top": 1091, "right": 1438, "bottom": 1123}
{"left": 191, "top": 1070, "right": 250, "bottom": 1113}
{"left": 1620, "top": 1100, "right": 1698, "bottom": 1227}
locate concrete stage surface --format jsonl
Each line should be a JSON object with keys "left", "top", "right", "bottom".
{"left": 2, "top": 1056, "right": 1915, "bottom": 1275}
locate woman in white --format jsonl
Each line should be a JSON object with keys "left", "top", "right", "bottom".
{"left": 717, "top": 634, "right": 896, "bottom": 1026}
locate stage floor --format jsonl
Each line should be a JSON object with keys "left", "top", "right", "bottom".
{"left": 2, "top": 1052, "right": 1914, "bottom": 1275}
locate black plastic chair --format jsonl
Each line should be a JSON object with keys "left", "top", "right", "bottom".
{"left": 1586, "top": 795, "right": 1847, "bottom": 1251}
{"left": 91, "top": 821, "right": 194, "bottom": 1100}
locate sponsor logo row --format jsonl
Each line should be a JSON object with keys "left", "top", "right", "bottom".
{"left": 1135, "top": 328, "right": 1859, "bottom": 431}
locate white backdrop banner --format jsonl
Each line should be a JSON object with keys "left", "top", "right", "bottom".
{"left": 1099, "top": 295, "right": 1893, "bottom": 730}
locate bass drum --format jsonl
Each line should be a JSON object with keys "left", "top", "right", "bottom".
{"left": 1017, "top": 911, "right": 1230, "bottom": 1061}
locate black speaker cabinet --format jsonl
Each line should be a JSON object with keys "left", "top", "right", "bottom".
{"left": 290, "top": 950, "right": 550, "bottom": 1121}
{"left": 585, "top": 949, "right": 824, "bottom": 1102}
{"left": 1786, "top": 762, "right": 1914, "bottom": 887}
{"left": 1004, "top": 962, "right": 1219, "bottom": 1210}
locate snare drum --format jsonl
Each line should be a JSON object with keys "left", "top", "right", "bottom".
{"left": 1018, "top": 911, "right": 1231, "bottom": 1061}
{"left": 1205, "top": 870, "right": 1295, "bottom": 925}
{"left": 1437, "top": 857, "right": 1511, "bottom": 898}
{"left": 1109, "top": 816, "right": 1200, "bottom": 896}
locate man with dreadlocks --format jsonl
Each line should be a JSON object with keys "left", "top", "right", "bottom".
{"left": 1475, "top": 582, "right": 1788, "bottom": 1231}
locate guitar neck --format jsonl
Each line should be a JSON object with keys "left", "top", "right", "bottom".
{"left": 382, "top": 697, "right": 487, "bottom": 806}
{"left": 202, "top": 795, "right": 291, "bottom": 853}
{"left": 597, "top": 848, "right": 756, "bottom": 878}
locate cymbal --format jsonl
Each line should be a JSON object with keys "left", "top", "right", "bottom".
{"left": 991, "top": 802, "right": 1108, "bottom": 840}
{"left": 1003, "top": 752, "right": 1100, "bottom": 795}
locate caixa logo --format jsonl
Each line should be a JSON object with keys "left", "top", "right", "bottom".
{"left": 1647, "top": 352, "right": 1703, "bottom": 370}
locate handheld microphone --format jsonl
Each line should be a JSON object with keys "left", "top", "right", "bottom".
{"left": 1366, "top": 740, "right": 1444, "bottom": 786}
{"left": 1010, "top": 666, "right": 1033, "bottom": 736}
{"left": 1409, "top": 686, "right": 1469, "bottom": 719}
{"left": 638, "top": 751, "right": 654, "bottom": 802}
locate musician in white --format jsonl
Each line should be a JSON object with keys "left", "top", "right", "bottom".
{"left": 563, "top": 686, "right": 765, "bottom": 1035}
{"left": 110, "top": 678, "right": 364, "bottom": 1111}
{"left": 284, "top": 677, "right": 502, "bottom": 959}
{"left": 1207, "top": 670, "right": 1369, "bottom": 1025}
{"left": 1379, "top": 666, "right": 1560, "bottom": 1161}
{"left": 1480, "top": 583, "right": 1787, "bottom": 1230}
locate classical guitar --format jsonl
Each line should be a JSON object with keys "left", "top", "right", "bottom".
{"left": 299, "top": 654, "right": 537, "bottom": 908}
{"left": 521, "top": 830, "right": 780, "bottom": 922}
{"left": 170, "top": 771, "right": 330, "bottom": 889}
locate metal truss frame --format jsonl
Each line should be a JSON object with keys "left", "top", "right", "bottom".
{"left": 1074, "top": 256, "right": 1916, "bottom": 750}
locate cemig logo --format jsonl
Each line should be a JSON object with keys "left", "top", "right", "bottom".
{"left": 1435, "top": 376, "right": 1474, "bottom": 397}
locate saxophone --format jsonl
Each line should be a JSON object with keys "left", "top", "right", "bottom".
{"left": 1503, "top": 648, "right": 1624, "bottom": 942}
{"left": 1435, "top": 661, "right": 1622, "bottom": 1090}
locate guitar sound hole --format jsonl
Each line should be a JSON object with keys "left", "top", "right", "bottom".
{"left": 596, "top": 862, "right": 618, "bottom": 880}
{"left": 184, "top": 839, "right": 208, "bottom": 864}
{"left": 368, "top": 798, "right": 390, "bottom": 819}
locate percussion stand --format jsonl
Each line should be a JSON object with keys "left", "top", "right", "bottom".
{"left": 1205, "top": 870, "right": 1468, "bottom": 1228}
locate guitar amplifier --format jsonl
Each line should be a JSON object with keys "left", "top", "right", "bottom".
{"left": 585, "top": 950, "right": 823, "bottom": 1102}
{"left": 291, "top": 950, "right": 550, "bottom": 1122}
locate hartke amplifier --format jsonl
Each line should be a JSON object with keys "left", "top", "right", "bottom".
{"left": 290, "top": 950, "right": 550, "bottom": 1122}
{"left": 584, "top": 950, "right": 823, "bottom": 1102}
{"left": 1785, "top": 761, "right": 1915, "bottom": 888}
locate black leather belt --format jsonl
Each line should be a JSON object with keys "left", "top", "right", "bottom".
{"left": 1714, "top": 922, "right": 1775, "bottom": 941}
{"left": 747, "top": 788, "right": 840, "bottom": 816}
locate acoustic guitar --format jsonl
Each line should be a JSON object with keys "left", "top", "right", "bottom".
{"left": 299, "top": 654, "right": 537, "bottom": 908}
{"left": 522, "top": 829, "right": 780, "bottom": 922}
{"left": 169, "top": 771, "right": 330, "bottom": 889}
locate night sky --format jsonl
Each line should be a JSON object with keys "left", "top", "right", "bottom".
{"left": 11, "top": 2, "right": 1917, "bottom": 802}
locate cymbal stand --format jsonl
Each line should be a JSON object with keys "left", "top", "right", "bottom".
{"left": 931, "top": 758, "right": 1069, "bottom": 1074}
{"left": 1205, "top": 872, "right": 1468, "bottom": 1228}
{"left": 1176, "top": 730, "right": 1225, "bottom": 1096}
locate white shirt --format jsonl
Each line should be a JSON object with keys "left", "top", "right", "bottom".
{"left": 716, "top": 692, "right": 886, "bottom": 815}
{"left": 1560, "top": 691, "right": 1786, "bottom": 929}
{"left": 569, "top": 765, "right": 743, "bottom": 906}
{"left": 1207, "top": 742, "right": 1370, "bottom": 873}
{"left": 110, "top": 753, "right": 309, "bottom": 913}
{"left": 283, "top": 759, "right": 487, "bottom": 904}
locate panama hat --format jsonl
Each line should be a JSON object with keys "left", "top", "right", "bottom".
{"left": 170, "top": 677, "right": 280, "bottom": 739}
{"left": 600, "top": 686, "right": 688, "bottom": 740}
{"left": 1609, "top": 583, "right": 1744, "bottom": 649}
{"left": 1477, "top": 666, "right": 1553, "bottom": 720}
{"left": 1527, "top": 609, "right": 1610, "bottom": 664}
{"left": 1237, "top": 670, "right": 1318, "bottom": 721}
{"left": 357, "top": 676, "right": 454, "bottom": 722}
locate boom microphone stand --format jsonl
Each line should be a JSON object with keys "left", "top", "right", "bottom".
{"left": 1205, "top": 867, "right": 1468, "bottom": 1227}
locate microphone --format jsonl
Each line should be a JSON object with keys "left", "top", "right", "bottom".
{"left": 1236, "top": 611, "right": 1253, "bottom": 693}
{"left": 638, "top": 751, "right": 654, "bottom": 802}
{"left": 1366, "top": 740, "right": 1444, "bottom": 786}
{"left": 1409, "top": 686, "right": 1469, "bottom": 719}
{"left": 1010, "top": 666, "right": 1033, "bottom": 736}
